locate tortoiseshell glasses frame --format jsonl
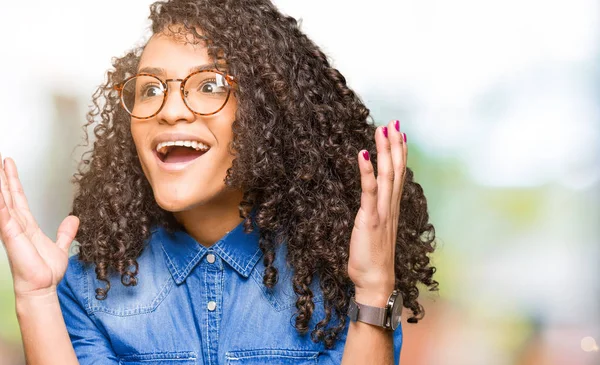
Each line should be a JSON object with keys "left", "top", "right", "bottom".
{"left": 113, "top": 69, "right": 237, "bottom": 120}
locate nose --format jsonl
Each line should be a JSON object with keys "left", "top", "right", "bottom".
{"left": 156, "top": 79, "right": 195, "bottom": 125}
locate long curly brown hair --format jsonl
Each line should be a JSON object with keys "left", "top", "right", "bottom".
{"left": 71, "top": 0, "right": 437, "bottom": 349}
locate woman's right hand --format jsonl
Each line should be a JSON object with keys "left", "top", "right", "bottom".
{"left": 0, "top": 154, "right": 80, "bottom": 297}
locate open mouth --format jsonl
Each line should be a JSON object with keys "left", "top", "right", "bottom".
{"left": 155, "top": 141, "right": 210, "bottom": 164}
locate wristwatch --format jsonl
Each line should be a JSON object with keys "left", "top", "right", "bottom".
{"left": 347, "top": 289, "right": 403, "bottom": 330}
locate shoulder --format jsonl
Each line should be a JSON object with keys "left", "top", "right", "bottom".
{"left": 57, "top": 254, "right": 91, "bottom": 313}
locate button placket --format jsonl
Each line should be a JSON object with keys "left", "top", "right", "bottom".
{"left": 202, "top": 251, "right": 222, "bottom": 364}
{"left": 207, "top": 301, "right": 217, "bottom": 311}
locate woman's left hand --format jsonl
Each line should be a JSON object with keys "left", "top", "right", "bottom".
{"left": 348, "top": 120, "right": 407, "bottom": 307}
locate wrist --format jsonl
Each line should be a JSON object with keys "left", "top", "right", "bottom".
{"left": 15, "top": 287, "right": 60, "bottom": 318}
{"left": 354, "top": 285, "right": 395, "bottom": 307}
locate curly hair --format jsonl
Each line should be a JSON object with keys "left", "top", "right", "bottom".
{"left": 71, "top": 0, "right": 438, "bottom": 349}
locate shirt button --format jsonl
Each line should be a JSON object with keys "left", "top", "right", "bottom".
{"left": 207, "top": 301, "right": 217, "bottom": 311}
{"left": 206, "top": 254, "right": 216, "bottom": 264}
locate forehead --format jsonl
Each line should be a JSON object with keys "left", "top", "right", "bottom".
{"left": 138, "top": 32, "right": 213, "bottom": 76}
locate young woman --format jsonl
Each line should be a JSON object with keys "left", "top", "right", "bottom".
{"left": 0, "top": 1, "right": 437, "bottom": 364}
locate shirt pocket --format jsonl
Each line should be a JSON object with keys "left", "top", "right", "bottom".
{"left": 225, "top": 349, "right": 319, "bottom": 364}
{"left": 119, "top": 351, "right": 197, "bottom": 365}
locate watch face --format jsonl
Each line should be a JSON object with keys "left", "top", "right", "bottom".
{"left": 389, "top": 294, "right": 403, "bottom": 330}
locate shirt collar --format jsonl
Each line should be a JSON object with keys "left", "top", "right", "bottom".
{"left": 154, "top": 218, "right": 263, "bottom": 284}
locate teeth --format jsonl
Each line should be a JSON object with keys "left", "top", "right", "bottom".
{"left": 156, "top": 140, "right": 210, "bottom": 154}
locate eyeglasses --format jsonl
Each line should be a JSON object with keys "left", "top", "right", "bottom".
{"left": 114, "top": 70, "right": 236, "bottom": 119}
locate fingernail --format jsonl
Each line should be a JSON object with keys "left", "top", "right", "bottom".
{"left": 382, "top": 127, "right": 388, "bottom": 138}
{"left": 403, "top": 133, "right": 407, "bottom": 143}
{"left": 362, "top": 150, "right": 370, "bottom": 161}
{"left": 394, "top": 120, "right": 400, "bottom": 132}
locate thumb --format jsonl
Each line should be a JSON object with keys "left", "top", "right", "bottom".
{"left": 56, "top": 215, "right": 80, "bottom": 254}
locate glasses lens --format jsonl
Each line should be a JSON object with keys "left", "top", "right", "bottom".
{"left": 184, "top": 72, "right": 231, "bottom": 115}
{"left": 121, "top": 75, "right": 165, "bottom": 118}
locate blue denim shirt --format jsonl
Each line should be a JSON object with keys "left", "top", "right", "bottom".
{"left": 57, "top": 219, "right": 403, "bottom": 364}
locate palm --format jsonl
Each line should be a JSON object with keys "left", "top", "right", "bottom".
{"left": 346, "top": 122, "right": 407, "bottom": 299}
{"left": 0, "top": 156, "right": 79, "bottom": 296}
{"left": 348, "top": 209, "right": 395, "bottom": 290}
{"left": 8, "top": 227, "right": 69, "bottom": 294}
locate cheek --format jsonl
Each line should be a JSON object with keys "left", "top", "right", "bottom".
{"left": 130, "top": 124, "right": 141, "bottom": 149}
{"left": 129, "top": 124, "right": 152, "bottom": 174}
{"left": 217, "top": 129, "right": 236, "bottom": 166}
{"left": 221, "top": 100, "right": 237, "bottom": 152}
{"left": 130, "top": 123, "right": 150, "bottom": 154}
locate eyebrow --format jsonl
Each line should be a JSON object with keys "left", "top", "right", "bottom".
{"left": 137, "top": 63, "right": 228, "bottom": 75}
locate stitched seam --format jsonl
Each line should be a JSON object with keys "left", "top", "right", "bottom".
{"left": 179, "top": 250, "right": 204, "bottom": 282}
{"left": 150, "top": 277, "right": 175, "bottom": 310}
{"left": 161, "top": 242, "right": 180, "bottom": 281}
{"left": 82, "top": 260, "right": 93, "bottom": 315}
{"left": 88, "top": 275, "right": 173, "bottom": 316}
{"left": 119, "top": 351, "right": 197, "bottom": 360}
{"left": 243, "top": 248, "right": 262, "bottom": 274}
{"left": 204, "top": 266, "right": 211, "bottom": 364}
{"left": 217, "top": 247, "right": 245, "bottom": 275}
{"left": 225, "top": 349, "right": 320, "bottom": 360}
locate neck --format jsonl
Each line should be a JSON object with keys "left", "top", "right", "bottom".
{"left": 173, "top": 189, "right": 245, "bottom": 247}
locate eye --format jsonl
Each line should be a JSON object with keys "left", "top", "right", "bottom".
{"left": 139, "top": 83, "right": 164, "bottom": 99}
{"left": 198, "top": 79, "right": 228, "bottom": 94}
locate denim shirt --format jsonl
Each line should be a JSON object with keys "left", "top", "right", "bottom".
{"left": 57, "top": 219, "right": 403, "bottom": 364}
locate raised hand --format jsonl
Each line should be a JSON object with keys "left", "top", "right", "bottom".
{"left": 348, "top": 120, "right": 407, "bottom": 306}
{"left": 0, "top": 154, "right": 80, "bottom": 297}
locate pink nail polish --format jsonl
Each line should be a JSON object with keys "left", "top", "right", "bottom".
{"left": 382, "top": 127, "right": 388, "bottom": 138}
{"left": 394, "top": 120, "right": 400, "bottom": 132}
{"left": 362, "top": 151, "right": 370, "bottom": 161}
{"left": 403, "top": 133, "right": 407, "bottom": 143}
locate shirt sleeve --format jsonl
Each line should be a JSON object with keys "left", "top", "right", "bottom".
{"left": 320, "top": 320, "right": 403, "bottom": 364}
{"left": 394, "top": 324, "right": 403, "bottom": 365}
{"left": 57, "top": 255, "right": 120, "bottom": 365}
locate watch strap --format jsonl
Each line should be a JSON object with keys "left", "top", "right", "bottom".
{"left": 348, "top": 297, "right": 388, "bottom": 328}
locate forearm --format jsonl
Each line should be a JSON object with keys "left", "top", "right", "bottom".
{"left": 341, "top": 292, "right": 395, "bottom": 365}
{"left": 15, "top": 288, "right": 78, "bottom": 365}
{"left": 341, "top": 321, "right": 394, "bottom": 365}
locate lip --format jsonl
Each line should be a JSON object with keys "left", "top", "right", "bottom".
{"left": 151, "top": 132, "right": 212, "bottom": 151}
{"left": 151, "top": 131, "right": 212, "bottom": 172}
{"left": 153, "top": 148, "right": 209, "bottom": 172}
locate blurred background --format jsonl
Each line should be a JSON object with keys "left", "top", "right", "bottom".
{"left": 0, "top": 0, "right": 598, "bottom": 364}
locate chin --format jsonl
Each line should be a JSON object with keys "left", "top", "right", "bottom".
{"left": 152, "top": 185, "right": 208, "bottom": 213}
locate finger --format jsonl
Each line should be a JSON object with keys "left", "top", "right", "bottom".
{"left": 0, "top": 153, "right": 13, "bottom": 211}
{"left": 3, "top": 158, "right": 38, "bottom": 230}
{"left": 0, "top": 179, "right": 20, "bottom": 242}
{"left": 358, "top": 149, "right": 378, "bottom": 219}
{"left": 56, "top": 215, "right": 79, "bottom": 254}
{"left": 375, "top": 125, "right": 393, "bottom": 219}
{"left": 401, "top": 132, "right": 408, "bottom": 184}
{"left": 0, "top": 182, "right": 42, "bottom": 269}
{"left": 0, "top": 155, "right": 27, "bottom": 230}
{"left": 389, "top": 120, "right": 407, "bottom": 218}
